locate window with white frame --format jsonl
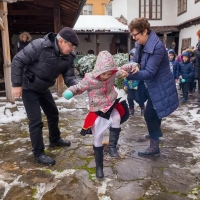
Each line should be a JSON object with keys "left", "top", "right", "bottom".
{"left": 105, "top": 4, "right": 112, "bottom": 16}
{"left": 178, "top": 0, "right": 187, "bottom": 15}
{"left": 139, "top": 0, "right": 162, "bottom": 20}
{"left": 81, "top": 4, "right": 93, "bottom": 15}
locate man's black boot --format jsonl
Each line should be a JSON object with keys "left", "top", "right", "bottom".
{"left": 108, "top": 127, "right": 121, "bottom": 157}
{"left": 93, "top": 146, "right": 104, "bottom": 178}
{"left": 34, "top": 153, "right": 56, "bottom": 166}
{"left": 49, "top": 138, "right": 71, "bottom": 147}
{"left": 138, "top": 138, "right": 160, "bottom": 156}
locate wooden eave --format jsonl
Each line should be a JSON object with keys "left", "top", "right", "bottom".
{"left": 151, "top": 26, "right": 179, "bottom": 33}
{"left": 178, "top": 16, "right": 200, "bottom": 30}
{"left": 75, "top": 30, "right": 129, "bottom": 34}
{"left": 6, "top": 0, "right": 86, "bottom": 34}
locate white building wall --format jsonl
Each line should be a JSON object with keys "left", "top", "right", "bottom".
{"left": 126, "top": 0, "right": 177, "bottom": 26}
{"left": 112, "top": 0, "right": 128, "bottom": 19}
{"left": 99, "top": 35, "right": 113, "bottom": 52}
{"left": 75, "top": 35, "right": 97, "bottom": 55}
{"left": 177, "top": 1, "right": 200, "bottom": 24}
{"left": 75, "top": 34, "right": 113, "bottom": 55}
{"left": 112, "top": 0, "right": 200, "bottom": 55}
{"left": 127, "top": 0, "right": 139, "bottom": 24}
{"left": 178, "top": 24, "right": 200, "bottom": 54}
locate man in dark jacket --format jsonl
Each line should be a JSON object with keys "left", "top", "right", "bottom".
{"left": 11, "top": 27, "right": 79, "bottom": 166}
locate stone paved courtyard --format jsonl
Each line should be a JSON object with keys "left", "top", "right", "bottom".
{"left": 0, "top": 90, "right": 200, "bottom": 200}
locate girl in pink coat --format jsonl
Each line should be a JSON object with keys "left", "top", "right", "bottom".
{"left": 63, "top": 51, "right": 138, "bottom": 178}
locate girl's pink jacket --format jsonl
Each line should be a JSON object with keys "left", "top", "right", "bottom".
{"left": 68, "top": 51, "right": 138, "bottom": 113}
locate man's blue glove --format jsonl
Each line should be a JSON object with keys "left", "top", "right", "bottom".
{"left": 63, "top": 90, "right": 73, "bottom": 100}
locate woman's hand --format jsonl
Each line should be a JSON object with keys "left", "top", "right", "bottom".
{"left": 119, "top": 70, "right": 129, "bottom": 78}
{"left": 131, "top": 66, "right": 139, "bottom": 74}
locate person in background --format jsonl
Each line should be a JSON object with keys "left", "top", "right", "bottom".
{"left": 17, "top": 32, "right": 32, "bottom": 52}
{"left": 168, "top": 49, "right": 179, "bottom": 81}
{"left": 124, "top": 48, "right": 145, "bottom": 115}
{"left": 177, "top": 47, "right": 187, "bottom": 63}
{"left": 87, "top": 49, "right": 94, "bottom": 55}
{"left": 124, "top": 17, "right": 178, "bottom": 156}
{"left": 178, "top": 51, "right": 194, "bottom": 103}
{"left": 184, "top": 46, "right": 196, "bottom": 94}
{"left": 193, "top": 30, "right": 200, "bottom": 106}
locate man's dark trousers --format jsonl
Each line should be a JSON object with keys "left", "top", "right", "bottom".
{"left": 22, "top": 89, "right": 61, "bottom": 156}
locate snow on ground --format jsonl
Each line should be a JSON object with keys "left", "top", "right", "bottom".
{"left": 0, "top": 103, "right": 27, "bottom": 124}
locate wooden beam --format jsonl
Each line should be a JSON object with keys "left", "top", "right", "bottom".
{"left": 127, "top": 33, "right": 131, "bottom": 53}
{"left": 9, "top": 27, "right": 53, "bottom": 33}
{"left": 0, "top": 2, "right": 14, "bottom": 103}
{"left": 10, "top": 24, "right": 53, "bottom": 28}
{"left": 9, "top": 20, "right": 53, "bottom": 25}
{"left": 96, "top": 34, "right": 100, "bottom": 55}
{"left": 0, "top": 18, "right": 4, "bottom": 30}
{"left": 34, "top": 0, "right": 55, "bottom": 7}
{"left": 3, "top": 0, "right": 33, "bottom": 2}
{"left": 54, "top": 4, "right": 60, "bottom": 32}
{"left": 8, "top": 10, "right": 52, "bottom": 15}
{"left": 54, "top": 3, "right": 63, "bottom": 97}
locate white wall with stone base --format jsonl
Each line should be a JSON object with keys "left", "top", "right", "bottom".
{"left": 178, "top": 25, "right": 200, "bottom": 54}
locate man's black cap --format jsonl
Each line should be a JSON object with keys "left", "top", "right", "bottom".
{"left": 59, "top": 27, "right": 79, "bottom": 47}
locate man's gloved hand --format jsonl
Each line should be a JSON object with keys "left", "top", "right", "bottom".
{"left": 63, "top": 90, "right": 73, "bottom": 100}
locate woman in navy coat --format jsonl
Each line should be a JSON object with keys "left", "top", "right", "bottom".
{"left": 125, "top": 18, "right": 179, "bottom": 156}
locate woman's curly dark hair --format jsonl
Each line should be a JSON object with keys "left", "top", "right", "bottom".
{"left": 128, "top": 17, "right": 150, "bottom": 34}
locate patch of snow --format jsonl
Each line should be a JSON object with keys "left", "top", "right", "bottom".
{"left": 2, "top": 175, "right": 27, "bottom": 199}
{"left": 99, "top": 196, "right": 111, "bottom": 200}
{"left": 51, "top": 169, "right": 76, "bottom": 179}
{"left": 187, "top": 194, "right": 198, "bottom": 199}
{"left": 7, "top": 138, "right": 21, "bottom": 145}
{"left": 5, "top": 103, "right": 17, "bottom": 108}
{"left": 58, "top": 107, "right": 78, "bottom": 112}
{"left": 115, "top": 87, "right": 127, "bottom": 102}
{"left": 0, "top": 105, "right": 27, "bottom": 124}
{"left": 74, "top": 15, "right": 128, "bottom": 32}
{"left": 55, "top": 96, "right": 77, "bottom": 103}
{"left": 14, "top": 148, "right": 26, "bottom": 153}
{"left": 170, "top": 164, "right": 180, "bottom": 168}
{"left": 97, "top": 178, "right": 111, "bottom": 200}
